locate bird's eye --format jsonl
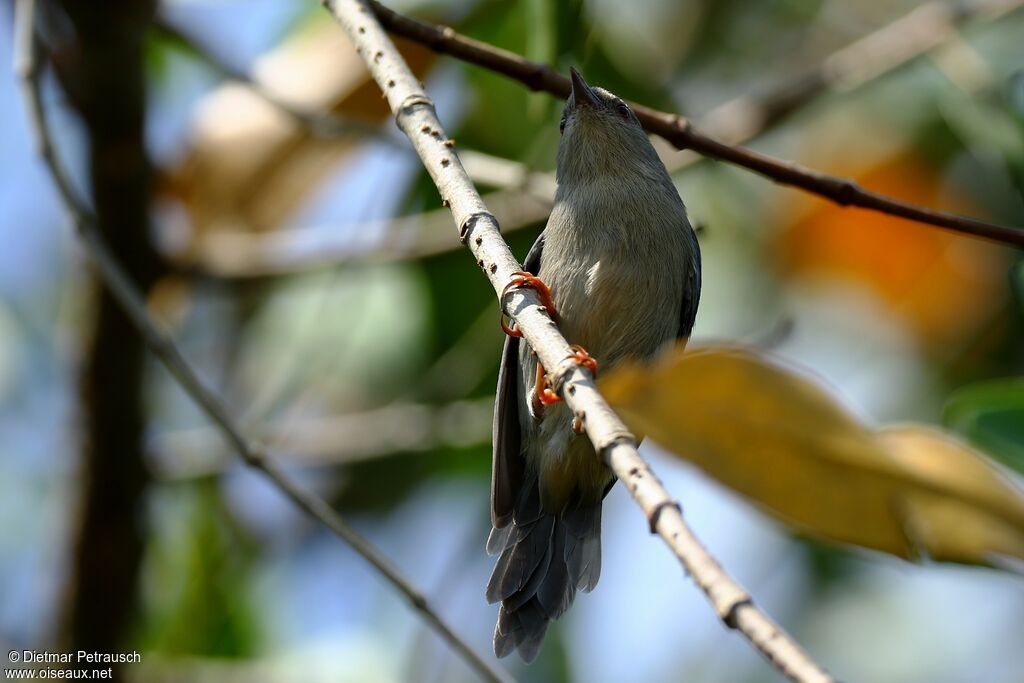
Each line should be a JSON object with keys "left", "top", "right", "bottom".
{"left": 559, "top": 115, "right": 567, "bottom": 134}
{"left": 615, "top": 101, "right": 631, "bottom": 119}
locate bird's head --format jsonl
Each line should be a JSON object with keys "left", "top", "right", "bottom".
{"left": 556, "top": 68, "right": 663, "bottom": 185}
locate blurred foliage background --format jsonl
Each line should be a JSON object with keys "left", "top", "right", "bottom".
{"left": 1, "top": 0, "right": 1024, "bottom": 681}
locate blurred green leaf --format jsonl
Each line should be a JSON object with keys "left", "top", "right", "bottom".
{"left": 455, "top": 2, "right": 543, "bottom": 160}
{"left": 524, "top": 0, "right": 556, "bottom": 121}
{"left": 335, "top": 444, "right": 490, "bottom": 513}
{"left": 145, "top": 27, "right": 180, "bottom": 81}
{"left": 1006, "top": 70, "right": 1024, "bottom": 121}
{"left": 237, "top": 266, "right": 430, "bottom": 414}
{"left": 939, "top": 89, "right": 1024, "bottom": 163}
{"left": 1011, "top": 260, "right": 1024, "bottom": 313}
{"left": 944, "top": 378, "right": 1024, "bottom": 475}
{"left": 682, "top": 0, "right": 824, "bottom": 72}
{"left": 139, "top": 483, "right": 263, "bottom": 657}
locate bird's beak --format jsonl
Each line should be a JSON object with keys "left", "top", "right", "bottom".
{"left": 570, "top": 67, "right": 601, "bottom": 109}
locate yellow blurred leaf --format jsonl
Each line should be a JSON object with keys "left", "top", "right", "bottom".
{"left": 881, "top": 427, "right": 1024, "bottom": 566}
{"left": 600, "top": 345, "right": 1024, "bottom": 569}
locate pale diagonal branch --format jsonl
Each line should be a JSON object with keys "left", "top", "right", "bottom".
{"left": 321, "top": 1, "right": 836, "bottom": 681}
{"left": 13, "top": 3, "right": 511, "bottom": 682}
{"left": 365, "top": 0, "right": 1024, "bottom": 247}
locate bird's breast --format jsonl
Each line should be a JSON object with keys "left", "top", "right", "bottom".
{"left": 541, "top": 241, "right": 683, "bottom": 367}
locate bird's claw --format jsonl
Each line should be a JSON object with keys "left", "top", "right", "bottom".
{"left": 536, "top": 345, "right": 598, "bottom": 407}
{"left": 540, "top": 385, "right": 562, "bottom": 405}
{"left": 567, "top": 344, "right": 598, "bottom": 376}
{"left": 500, "top": 271, "right": 556, "bottom": 337}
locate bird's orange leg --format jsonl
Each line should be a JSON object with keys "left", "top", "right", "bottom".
{"left": 501, "top": 273, "right": 596, "bottom": 414}
{"left": 500, "top": 271, "right": 556, "bottom": 337}
{"left": 537, "top": 344, "right": 598, "bottom": 407}
{"left": 530, "top": 362, "right": 549, "bottom": 415}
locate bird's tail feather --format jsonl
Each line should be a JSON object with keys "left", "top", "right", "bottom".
{"left": 486, "top": 478, "right": 603, "bottom": 662}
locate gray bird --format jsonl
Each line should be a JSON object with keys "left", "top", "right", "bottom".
{"left": 487, "top": 68, "right": 702, "bottom": 662}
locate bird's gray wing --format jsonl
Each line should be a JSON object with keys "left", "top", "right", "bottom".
{"left": 491, "top": 232, "right": 546, "bottom": 528}
{"left": 678, "top": 228, "right": 702, "bottom": 339}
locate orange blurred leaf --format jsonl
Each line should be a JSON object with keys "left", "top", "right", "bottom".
{"left": 776, "top": 155, "right": 1009, "bottom": 346}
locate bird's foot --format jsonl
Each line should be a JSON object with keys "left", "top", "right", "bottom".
{"left": 500, "top": 271, "right": 556, "bottom": 337}
{"left": 567, "top": 344, "right": 598, "bottom": 376}
{"left": 533, "top": 345, "right": 598, "bottom": 411}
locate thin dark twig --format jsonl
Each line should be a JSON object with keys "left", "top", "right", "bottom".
{"left": 13, "top": 3, "right": 511, "bottom": 681}
{"left": 366, "top": 0, "right": 1024, "bottom": 247}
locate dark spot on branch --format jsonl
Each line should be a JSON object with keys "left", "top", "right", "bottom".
{"left": 834, "top": 179, "right": 859, "bottom": 206}
{"left": 647, "top": 500, "right": 682, "bottom": 534}
{"left": 397, "top": 94, "right": 435, "bottom": 116}
{"left": 459, "top": 212, "right": 491, "bottom": 243}
{"left": 724, "top": 598, "right": 754, "bottom": 629}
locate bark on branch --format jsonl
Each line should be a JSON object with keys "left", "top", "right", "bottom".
{"left": 322, "top": 0, "right": 836, "bottom": 681}
{"left": 366, "top": 0, "right": 1024, "bottom": 247}
{"left": 13, "top": 2, "right": 511, "bottom": 682}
